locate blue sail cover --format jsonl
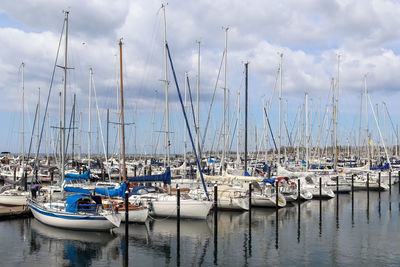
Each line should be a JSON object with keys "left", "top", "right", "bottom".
{"left": 150, "top": 158, "right": 164, "bottom": 166}
{"left": 130, "top": 185, "right": 150, "bottom": 195}
{"left": 370, "top": 163, "right": 390, "bottom": 170}
{"left": 263, "top": 178, "right": 276, "bottom": 186}
{"left": 128, "top": 167, "right": 171, "bottom": 185}
{"left": 64, "top": 187, "right": 91, "bottom": 195}
{"left": 65, "top": 170, "right": 91, "bottom": 181}
{"left": 65, "top": 194, "right": 89, "bottom": 213}
{"left": 94, "top": 182, "right": 128, "bottom": 197}
{"left": 208, "top": 158, "right": 221, "bottom": 163}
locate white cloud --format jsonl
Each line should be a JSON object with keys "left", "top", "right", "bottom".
{"left": 1, "top": 0, "right": 400, "bottom": 153}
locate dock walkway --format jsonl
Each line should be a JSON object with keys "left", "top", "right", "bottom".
{"left": 0, "top": 206, "right": 32, "bottom": 220}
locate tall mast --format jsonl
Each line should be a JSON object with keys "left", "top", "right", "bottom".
{"left": 61, "top": 11, "right": 69, "bottom": 183}
{"left": 162, "top": 4, "right": 170, "bottom": 167}
{"left": 278, "top": 53, "right": 283, "bottom": 165}
{"left": 222, "top": 27, "right": 228, "bottom": 168}
{"left": 305, "top": 93, "right": 309, "bottom": 170}
{"left": 37, "top": 87, "right": 40, "bottom": 156}
{"left": 244, "top": 62, "right": 248, "bottom": 175}
{"left": 358, "top": 92, "right": 362, "bottom": 162}
{"left": 119, "top": 39, "right": 127, "bottom": 182}
{"left": 365, "top": 74, "right": 369, "bottom": 164}
{"left": 21, "top": 62, "right": 25, "bottom": 173}
{"left": 88, "top": 68, "right": 92, "bottom": 166}
{"left": 284, "top": 98, "right": 287, "bottom": 163}
{"left": 236, "top": 92, "right": 240, "bottom": 164}
{"left": 72, "top": 93, "right": 75, "bottom": 161}
{"left": 196, "top": 40, "right": 201, "bottom": 158}
{"left": 184, "top": 72, "right": 188, "bottom": 179}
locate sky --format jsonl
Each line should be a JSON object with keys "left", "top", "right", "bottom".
{"left": 1, "top": 0, "right": 400, "bottom": 157}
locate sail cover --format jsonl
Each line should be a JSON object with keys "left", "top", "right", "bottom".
{"left": 128, "top": 167, "right": 171, "bottom": 185}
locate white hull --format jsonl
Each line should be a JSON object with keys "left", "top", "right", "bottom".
{"left": 29, "top": 201, "right": 120, "bottom": 231}
{"left": 217, "top": 197, "right": 249, "bottom": 210}
{"left": 251, "top": 193, "right": 286, "bottom": 208}
{"left": 309, "top": 187, "right": 335, "bottom": 199}
{"left": 151, "top": 199, "right": 212, "bottom": 219}
{"left": 0, "top": 195, "right": 28, "bottom": 206}
{"left": 120, "top": 208, "right": 149, "bottom": 223}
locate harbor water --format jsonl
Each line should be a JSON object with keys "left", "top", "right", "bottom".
{"left": 0, "top": 185, "right": 399, "bottom": 266}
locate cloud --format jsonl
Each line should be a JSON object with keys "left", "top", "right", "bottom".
{"left": 1, "top": 0, "right": 400, "bottom": 153}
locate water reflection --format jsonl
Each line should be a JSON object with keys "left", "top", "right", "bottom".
{"left": 30, "top": 220, "right": 117, "bottom": 266}
{"left": 0, "top": 185, "right": 399, "bottom": 266}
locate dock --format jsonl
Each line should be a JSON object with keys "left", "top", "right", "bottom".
{"left": 0, "top": 206, "right": 32, "bottom": 220}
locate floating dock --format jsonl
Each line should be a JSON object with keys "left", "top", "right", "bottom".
{"left": 0, "top": 206, "right": 32, "bottom": 220}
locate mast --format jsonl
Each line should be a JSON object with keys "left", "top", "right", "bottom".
{"left": 196, "top": 40, "right": 201, "bottom": 158}
{"left": 284, "top": 98, "right": 287, "bottom": 163}
{"left": 184, "top": 72, "right": 188, "bottom": 179}
{"left": 88, "top": 68, "right": 92, "bottom": 167}
{"left": 365, "top": 74, "right": 369, "bottom": 165}
{"left": 244, "top": 62, "right": 248, "bottom": 175}
{"left": 305, "top": 92, "right": 309, "bottom": 170}
{"left": 37, "top": 87, "right": 40, "bottom": 157}
{"left": 278, "top": 53, "right": 283, "bottom": 165}
{"left": 119, "top": 39, "right": 127, "bottom": 182}
{"left": 72, "top": 93, "right": 75, "bottom": 161}
{"left": 21, "top": 62, "right": 25, "bottom": 175}
{"left": 236, "top": 92, "right": 240, "bottom": 164}
{"left": 222, "top": 27, "right": 228, "bottom": 169}
{"left": 61, "top": 11, "right": 69, "bottom": 183}
{"left": 358, "top": 92, "right": 362, "bottom": 162}
{"left": 162, "top": 4, "right": 170, "bottom": 167}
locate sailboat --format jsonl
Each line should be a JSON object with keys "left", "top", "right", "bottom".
{"left": 29, "top": 12, "right": 121, "bottom": 231}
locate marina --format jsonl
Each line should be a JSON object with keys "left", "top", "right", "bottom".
{"left": 1, "top": 1, "right": 400, "bottom": 266}
{"left": 0, "top": 183, "right": 399, "bottom": 266}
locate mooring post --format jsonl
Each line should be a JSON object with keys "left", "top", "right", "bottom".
{"left": 13, "top": 168, "right": 16, "bottom": 189}
{"left": 214, "top": 184, "right": 218, "bottom": 210}
{"left": 124, "top": 189, "right": 129, "bottom": 265}
{"left": 213, "top": 184, "right": 218, "bottom": 264}
{"left": 134, "top": 165, "right": 137, "bottom": 177}
{"left": 297, "top": 179, "right": 301, "bottom": 204}
{"left": 24, "top": 171, "right": 27, "bottom": 191}
{"left": 177, "top": 187, "right": 181, "bottom": 222}
{"left": 319, "top": 177, "right": 322, "bottom": 199}
{"left": 177, "top": 186, "right": 181, "bottom": 265}
{"left": 248, "top": 182, "right": 252, "bottom": 211}
{"left": 275, "top": 180, "right": 279, "bottom": 210}
{"left": 389, "top": 171, "right": 391, "bottom": 193}
{"left": 367, "top": 173, "right": 370, "bottom": 201}
{"left": 336, "top": 176, "right": 339, "bottom": 194}
{"left": 378, "top": 172, "right": 381, "bottom": 191}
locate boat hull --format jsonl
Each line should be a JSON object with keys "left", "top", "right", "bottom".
{"left": 120, "top": 207, "right": 149, "bottom": 223}
{"left": 29, "top": 201, "right": 120, "bottom": 231}
{"left": 151, "top": 200, "right": 212, "bottom": 219}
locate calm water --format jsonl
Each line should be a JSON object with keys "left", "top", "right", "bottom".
{"left": 1, "top": 185, "right": 399, "bottom": 266}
